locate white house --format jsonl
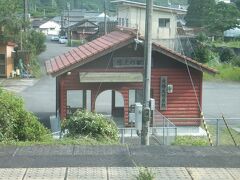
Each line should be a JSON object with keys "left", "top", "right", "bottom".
{"left": 39, "top": 21, "right": 61, "bottom": 35}
{"left": 112, "top": 0, "right": 186, "bottom": 49}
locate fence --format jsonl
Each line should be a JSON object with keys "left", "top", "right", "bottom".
{"left": 118, "top": 110, "right": 177, "bottom": 145}
{"left": 206, "top": 117, "right": 240, "bottom": 146}
{"left": 169, "top": 117, "right": 240, "bottom": 146}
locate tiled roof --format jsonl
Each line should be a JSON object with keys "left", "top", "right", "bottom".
{"left": 152, "top": 42, "right": 217, "bottom": 74}
{"left": 45, "top": 29, "right": 217, "bottom": 76}
{"left": 45, "top": 31, "right": 136, "bottom": 75}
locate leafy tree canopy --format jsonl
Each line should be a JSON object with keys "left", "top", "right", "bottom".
{"left": 207, "top": 2, "right": 240, "bottom": 36}
{"left": 185, "top": 0, "right": 216, "bottom": 27}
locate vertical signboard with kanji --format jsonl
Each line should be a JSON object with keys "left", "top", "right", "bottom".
{"left": 160, "top": 76, "right": 168, "bottom": 110}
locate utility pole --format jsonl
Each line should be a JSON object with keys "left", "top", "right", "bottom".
{"left": 23, "top": 0, "right": 29, "bottom": 32}
{"left": 67, "top": 2, "right": 70, "bottom": 43}
{"left": 141, "top": 0, "right": 153, "bottom": 145}
{"left": 104, "top": 0, "right": 107, "bottom": 35}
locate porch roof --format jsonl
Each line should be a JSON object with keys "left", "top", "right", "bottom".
{"left": 45, "top": 30, "right": 217, "bottom": 77}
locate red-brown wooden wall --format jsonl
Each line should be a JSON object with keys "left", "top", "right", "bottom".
{"left": 57, "top": 45, "right": 203, "bottom": 126}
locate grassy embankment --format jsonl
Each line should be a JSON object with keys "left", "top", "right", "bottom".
{"left": 173, "top": 125, "right": 240, "bottom": 146}
{"left": 203, "top": 40, "right": 240, "bottom": 82}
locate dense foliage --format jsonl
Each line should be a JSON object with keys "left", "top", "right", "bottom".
{"left": 62, "top": 110, "right": 119, "bottom": 142}
{"left": 186, "top": 0, "right": 240, "bottom": 36}
{"left": 0, "top": 88, "right": 50, "bottom": 142}
{"left": 185, "top": 0, "right": 216, "bottom": 27}
{"left": 22, "top": 30, "right": 46, "bottom": 55}
{"left": 220, "top": 48, "right": 236, "bottom": 63}
{"left": 207, "top": 2, "right": 240, "bottom": 36}
{"left": 28, "top": 0, "right": 188, "bottom": 17}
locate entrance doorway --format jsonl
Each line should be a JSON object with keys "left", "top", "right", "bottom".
{"left": 95, "top": 90, "right": 124, "bottom": 127}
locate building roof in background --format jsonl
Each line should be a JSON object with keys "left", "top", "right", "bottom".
{"left": 39, "top": 21, "right": 60, "bottom": 29}
{"left": 45, "top": 29, "right": 216, "bottom": 77}
{"left": 31, "top": 19, "right": 48, "bottom": 28}
{"left": 51, "top": 10, "right": 116, "bottom": 29}
{"left": 69, "top": 20, "right": 98, "bottom": 31}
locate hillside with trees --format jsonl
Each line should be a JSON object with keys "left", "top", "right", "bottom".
{"left": 28, "top": 0, "right": 188, "bottom": 18}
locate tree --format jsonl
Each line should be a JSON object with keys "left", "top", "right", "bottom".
{"left": 207, "top": 2, "right": 240, "bottom": 36}
{"left": 235, "top": 0, "right": 240, "bottom": 10}
{"left": 185, "top": 0, "right": 216, "bottom": 27}
{"left": 0, "top": 0, "right": 22, "bottom": 41}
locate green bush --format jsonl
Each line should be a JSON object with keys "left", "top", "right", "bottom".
{"left": 196, "top": 32, "right": 208, "bottom": 42}
{"left": 231, "top": 56, "right": 240, "bottom": 67}
{"left": 194, "top": 44, "right": 211, "bottom": 63}
{"left": 0, "top": 89, "right": 50, "bottom": 142}
{"left": 62, "top": 110, "right": 119, "bottom": 142}
{"left": 219, "top": 48, "right": 236, "bottom": 63}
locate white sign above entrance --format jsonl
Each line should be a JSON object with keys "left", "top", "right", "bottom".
{"left": 79, "top": 72, "right": 143, "bottom": 83}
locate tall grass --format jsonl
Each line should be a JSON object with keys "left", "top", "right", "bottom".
{"left": 204, "top": 64, "right": 240, "bottom": 82}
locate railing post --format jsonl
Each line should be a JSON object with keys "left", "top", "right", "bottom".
{"left": 163, "top": 117, "right": 165, "bottom": 145}
{"left": 166, "top": 121, "right": 169, "bottom": 145}
{"left": 216, "top": 119, "right": 220, "bottom": 146}
{"left": 120, "top": 129, "right": 125, "bottom": 144}
{"left": 175, "top": 127, "right": 177, "bottom": 142}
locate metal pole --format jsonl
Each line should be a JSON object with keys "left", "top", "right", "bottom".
{"left": 67, "top": 2, "right": 72, "bottom": 46}
{"left": 222, "top": 115, "right": 238, "bottom": 146}
{"left": 104, "top": 0, "right": 107, "bottom": 35}
{"left": 166, "top": 121, "right": 169, "bottom": 145}
{"left": 163, "top": 117, "right": 165, "bottom": 145}
{"left": 141, "top": 0, "right": 153, "bottom": 146}
{"left": 216, "top": 119, "right": 220, "bottom": 146}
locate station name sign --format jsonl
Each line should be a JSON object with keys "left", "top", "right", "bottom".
{"left": 113, "top": 57, "right": 144, "bottom": 68}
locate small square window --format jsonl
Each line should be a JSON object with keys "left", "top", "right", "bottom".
{"left": 158, "top": 18, "right": 170, "bottom": 27}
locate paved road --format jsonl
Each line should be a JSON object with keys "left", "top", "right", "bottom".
{"left": 19, "top": 38, "right": 72, "bottom": 126}
{"left": 203, "top": 81, "right": 240, "bottom": 118}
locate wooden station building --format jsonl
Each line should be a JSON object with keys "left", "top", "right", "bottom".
{"left": 45, "top": 29, "right": 216, "bottom": 126}
{"left": 0, "top": 42, "right": 15, "bottom": 78}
